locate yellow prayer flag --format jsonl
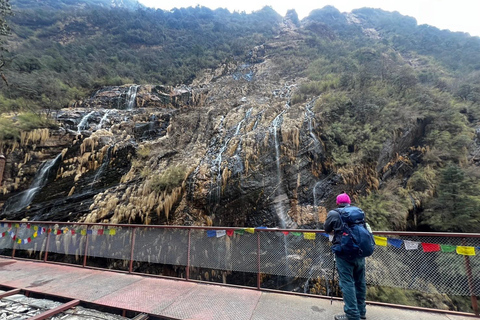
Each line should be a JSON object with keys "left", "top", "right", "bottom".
{"left": 456, "top": 246, "right": 476, "bottom": 256}
{"left": 33, "top": 226, "right": 38, "bottom": 231}
{"left": 304, "top": 232, "right": 316, "bottom": 240}
{"left": 63, "top": 228, "right": 69, "bottom": 234}
{"left": 33, "top": 232, "right": 38, "bottom": 238}
{"left": 81, "top": 229, "right": 87, "bottom": 236}
{"left": 17, "top": 239, "right": 21, "bottom": 244}
{"left": 14, "top": 223, "right": 19, "bottom": 228}
{"left": 374, "top": 235, "right": 387, "bottom": 246}
{"left": 109, "top": 229, "right": 116, "bottom": 236}
{"left": 245, "top": 228, "right": 255, "bottom": 234}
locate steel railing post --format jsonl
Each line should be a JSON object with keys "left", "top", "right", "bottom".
{"left": 186, "top": 229, "right": 191, "bottom": 281}
{"left": 82, "top": 225, "right": 89, "bottom": 267}
{"left": 463, "top": 238, "right": 479, "bottom": 316}
{"left": 257, "top": 232, "right": 261, "bottom": 290}
{"left": 11, "top": 224, "right": 18, "bottom": 258}
{"left": 44, "top": 227, "right": 51, "bottom": 262}
{"left": 129, "top": 227, "right": 136, "bottom": 273}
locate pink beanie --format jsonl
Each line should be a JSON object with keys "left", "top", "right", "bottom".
{"left": 336, "top": 193, "right": 351, "bottom": 205}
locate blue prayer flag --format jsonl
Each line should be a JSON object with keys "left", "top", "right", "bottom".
{"left": 256, "top": 226, "right": 267, "bottom": 229}
{"left": 207, "top": 230, "right": 217, "bottom": 238}
{"left": 0, "top": 223, "right": 3, "bottom": 227}
{"left": 321, "top": 233, "right": 329, "bottom": 238}
{"left": 387, "top": 238, "right": 403, "bottom": 248}
{"left": 87, "top": 230, "right": 93, "bottom": 235}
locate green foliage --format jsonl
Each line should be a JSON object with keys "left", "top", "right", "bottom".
{"left": 151, "top": 166, "right": 186, "bottom": 193}
{"left": 421, "top": 164, "right": 480, "bottom": 232}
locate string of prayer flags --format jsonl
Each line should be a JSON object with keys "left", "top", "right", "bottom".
{"left": 303, "top": 232, "right": 316, "bottom": 240}
{"left": 404, "top": 240, "right": 420, "bottom": 250}
{"left": 374, "top": 235, "right": 387, "bottom": 246}
{"left": 245, "top": 228, "right": 255, "bottom": 234}
{"left": 226, "top": 229, "right": 234, "bottom": 237}
{"left": 387, "top": 238, "right": 403, "bottom": 248}
{"left": 422, "top": 243, "right": 440, "bottom": 252}
{"left": 206, "top": 230, "right": 216, "bottom": 238}
{"left": 456, "top": 246, "right": 476, "bottom": 256}
{"left": 216, "top": 230, "right": 226, "bottom": 238}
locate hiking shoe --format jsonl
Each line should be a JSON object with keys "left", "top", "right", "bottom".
{"left": 334, "top": 315, "right": 349, "bottom": 320}
{"left": 361, "top": 316, "right": 367, "bottom": 320}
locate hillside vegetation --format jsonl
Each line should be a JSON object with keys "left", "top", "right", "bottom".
{"left": 1, "top": 2, "right": 480, "bottom": 233}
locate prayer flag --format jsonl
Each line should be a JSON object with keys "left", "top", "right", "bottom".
{"left": 304, "top": 232, "right": 316, "bottom": 240}
{"left": 27, "top": 238, "right": 31, "bottom": 243}
{"left": 91, "top": 229, "right": 98, "bottom": 236}
{"left": 226, "top": 229, "right": 234, "bottom": 237}
{"left": 8, "top": 223, "right": 11, "bottom": 228}
{"left": 321, "top": 233, "right": 329, "bottom": 238}
{"left": 97, "top": 229, "right": 104, "bottom": 235}
{"left": 0, "top": 232, "right": 3, "bottom": 238}
{"left": 216, "top": 230, "right": 226, "bottom": 238}
{"left": 81, "top": 230, "right": 87, "bottom": 236}
{"left": 33, "top": 232, "right": 38, "bottom": 238}
{"left": 256, "top": 226, "right": 267, "bottom": 229}
{"left": 17, "top": 239, "right": 21, "bottom": 244}
{"left": 234, "top": 229, "right": 245, "bottom": 235}
{"left": 0, "top": 223, "right": 3, "bottom": 227}
{"left": 456, "top": 246, "right": 476, "bottom": 256}
{"left": 14, "top": 223, "right": 19, "bottom": 228}
{"left": 109, "top": 229, "right": 116, "bottom": 236}
{"left": 87, "top": 230, "right": 93, "bottom": 235}
{"left": 245, "top": 228, "right": 255, "bottom": 234}
{"left": 387, "top": 238, "right": 403, "bottom": 248}
{"left": 422, "top": 243, "right": 440, "bottom": 252}
{"left": 63, "top": 228, "right": 68, "bottom": 234}
{"left": 440, "top": 245, "right": 456, "bottom": 253}
{"left": 33, "top": 226, "right": 38, "bottom": 231}
{"left": 71, "top": 229, "right": 75, "bottom": 235}
{"left": 23, "top": 239, "right": 28, "bottom": 244}
{"left": 282, "top": 231, "right": 289, "bottom": 235}
{"left": 56, "top": 230, "right": 62, "bottom": 235}
{"left": 374, "top": 236, "right": 387, "bottom": 246}
{"left": 26, "top": 224, "right": 31, "bottom": 229}
{"left": 404, "top": 240, "right": 420, "bottom": 250}
{"left": 12, "top": 235, "right": 16, "bottom": 240}
{"left": 207, "top": 230, "right": 216, "bottom": 238}
{"left": 291, "top": 232, "right": 302, "bottom": 237}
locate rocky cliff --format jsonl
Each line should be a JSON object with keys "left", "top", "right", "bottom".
{"left": 0, "top": 19, "right": 452, "bottom": 230}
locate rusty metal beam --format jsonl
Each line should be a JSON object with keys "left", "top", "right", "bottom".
{"left": 0, "top": 288, "right": 21, "bottom": 299}
{"left": 28, "top": 299, "right": 80, "bottom": 320}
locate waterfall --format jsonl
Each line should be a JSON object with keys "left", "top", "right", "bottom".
{"left": 77, "top": 111, "right": 95, "bottom": 133}
{"left": 90, "top": 147, "right": 112, "bottom": 190}
{"left": 97, "top": 110, "right": 111, "bottom": 130}
{"left": 3, "top": 153, "right": 62, "bottom": 213}
{"left": 305, "top": 99, "right": 321, "bottom": 148}
{"left": 126, "top": 85, "right": 140, "bottom": 110}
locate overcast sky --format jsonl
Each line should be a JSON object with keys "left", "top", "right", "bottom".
{"left": 138, "top": 0, "right": 480, "bottom": 37}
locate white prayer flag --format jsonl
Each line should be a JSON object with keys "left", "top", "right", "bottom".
{"left": 404, "top": 240, "right": 420, "bottom": 250}
{"left": 216, "top": 230, "right": 226, "bottom": 237}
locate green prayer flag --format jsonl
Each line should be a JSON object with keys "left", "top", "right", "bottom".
{"left": 441, "top": 245, "right": 456, "bottom": 253}
{"left": 291, "top": 232, "right": 302, "bottom": 236}
{"left": 234, "top": 229, "right": 245, "bottom": 235}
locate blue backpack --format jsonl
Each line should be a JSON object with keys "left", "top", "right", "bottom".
{"left": 331, "top": 206, "right": 375, "bottom": 260}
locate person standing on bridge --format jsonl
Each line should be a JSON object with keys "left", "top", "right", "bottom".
{"left": 324, "top": 193, "right": 374, "bottom": 320}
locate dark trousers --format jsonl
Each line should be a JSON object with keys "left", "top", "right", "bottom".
{"left": 336, "top": 256, "right": 366, "bottom": 320}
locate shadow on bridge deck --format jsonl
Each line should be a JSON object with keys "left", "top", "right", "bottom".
{"left": 0, "top": 258, "right": 474, "bottom": 320}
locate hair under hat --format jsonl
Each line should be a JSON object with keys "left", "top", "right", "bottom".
{"left": 336, "top": 193, "right": 351, "bottom": 205}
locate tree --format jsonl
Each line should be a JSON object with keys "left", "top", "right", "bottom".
{"left": 0, "top": 0, "right": 12, "bottom": 85}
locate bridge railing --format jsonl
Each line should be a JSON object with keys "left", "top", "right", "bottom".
{"left": 0, "top": 221, "right": 478, "bottom": 316}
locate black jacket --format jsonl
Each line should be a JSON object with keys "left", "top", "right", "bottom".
{"left": 324, "top": 203, "right": 350, "bottom": 246}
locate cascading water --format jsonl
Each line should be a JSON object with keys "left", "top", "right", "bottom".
{"left": 2, "top": 153, "right": 62, "bottom": 213}
{"left": 126, "top": 85, "right": 140, "bottom": 110}
{"left": 305, "top": 99, "right": 321, "bottom": 149}
{"left": 77, "top": 111, "right": 95, "bottom": 133}
{"left": 97, "top": 110, "right": 111, "bottom": 130}
{"left": 90, "top": 146, "right": 112, "bottom": 190}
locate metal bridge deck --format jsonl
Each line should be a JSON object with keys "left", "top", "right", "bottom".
{"left": 0, "top": 257, "right": 473, "bottom": 320}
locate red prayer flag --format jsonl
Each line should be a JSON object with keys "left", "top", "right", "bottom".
{"left": 226, "top": 229, "right": 234, "bottom": 237}
{"left": 12, "top": 235, "right": 16, "bottom": 240}
{"left": 282, "top": 231, "right": 289, "bottom": 235}
{"left": 97, "top": 229, "right": 104, "bottom": 235}
{"left": 7, "top": 223, "right": 11, "bottom": 228}
{"left": 27, "top": 238, "right": 31, "bottom": 243}
{"left": 27, "top": 224, "right": 31, "bottom": 229}
{"left": 56, "top": 230, "right": 62, "bottom": 235}
{"left": 71, "top": 229, "right": 76, "bottom": 235}
{"left": 422, "top": 242, "right": 440, "bottom": 252}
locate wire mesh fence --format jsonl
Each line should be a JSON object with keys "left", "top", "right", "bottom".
{"left": 0, "top": 222, "right": 479, "bottom": 299}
